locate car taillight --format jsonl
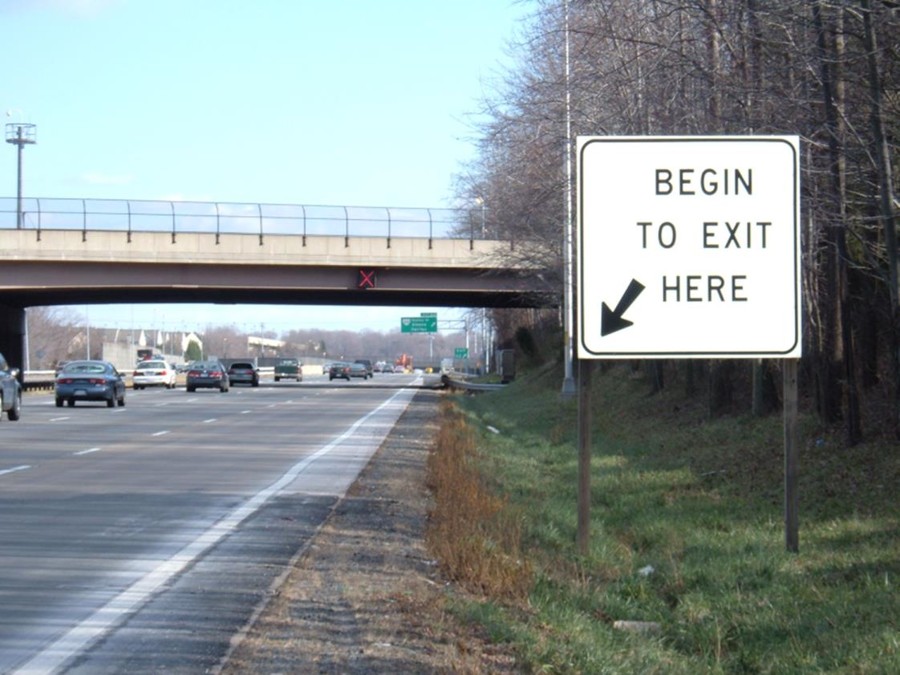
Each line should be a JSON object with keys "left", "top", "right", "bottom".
{"left": 133, "top": 371, "right": 140, "bottom": 377}
{"left": 188, "top": 371, "right": 200, "bottom": 377}
{"left": 58, "top": 377, "right": 71, "bottom": 384}
{"left": 89, "top": 378, "right": 106, "bottom": 385}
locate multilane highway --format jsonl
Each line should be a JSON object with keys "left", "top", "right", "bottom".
{"left": 0, "top": 373, "right": 426, "bottom": 673}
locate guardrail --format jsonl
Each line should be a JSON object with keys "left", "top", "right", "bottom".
{"left": 22, "top": 373, "right": 55, "bottom": 392}
{"left": 440, "top": 374, "right": 507, "bottom": 392}
{"left": 0, "top": 197, "right": 491, "bottom": 245}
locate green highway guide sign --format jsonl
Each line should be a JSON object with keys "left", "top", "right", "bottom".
{"left": 401, "top": 316, "right": 437, "bottom": 333}
{"left": 454, "top": 347, "right": 468, "bottom": 358}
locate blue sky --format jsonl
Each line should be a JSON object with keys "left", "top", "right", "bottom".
{"left": 2, "top": 0, "right": 528, "bottom": 334}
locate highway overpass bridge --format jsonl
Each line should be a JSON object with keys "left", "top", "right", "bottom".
{"left": 0, "top": 198, "right": 556, "bottom": 369}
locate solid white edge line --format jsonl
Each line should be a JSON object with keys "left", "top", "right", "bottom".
{"left": 13, "top": 386, "right": 415, "bottom": 675}
{"left": 0, "top": 465, "right": 31, "bottom": 477}
{"left": 73, "top": 448, "right": 101, "bottom": 456}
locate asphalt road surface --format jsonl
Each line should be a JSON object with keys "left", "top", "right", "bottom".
{"left": 0, "top": 374, "right": 424, "bottom": 674}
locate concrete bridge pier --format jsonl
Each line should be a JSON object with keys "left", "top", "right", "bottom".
{"left": 0, "top": 304, "right": 26, "bottom": 380}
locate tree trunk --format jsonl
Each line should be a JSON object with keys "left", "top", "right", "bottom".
{"left": 811, "top": 0, "right": 861, "bottom": 443}
{"left": 861, "top": 0, "right": 900, "bottom": 437}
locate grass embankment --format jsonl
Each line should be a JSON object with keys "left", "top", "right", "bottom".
{"left": 426, "top": 363, "right": 898, "bottom": 673}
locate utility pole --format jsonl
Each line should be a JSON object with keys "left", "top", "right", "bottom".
{"left": 561, "top": 0, "right": 576, "bottom": 397}
{"left": 5, "top": 122, "right": 37, "bottom": 229}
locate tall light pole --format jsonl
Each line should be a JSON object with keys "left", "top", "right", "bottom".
{"left": 5, "top": 121, "right": 37, "bottom": 230}
{"left": 475, "top": 197, "right": 491, "bottom": 374}
{"left": 561, "top": 0, "right": 576, "bottom": 397}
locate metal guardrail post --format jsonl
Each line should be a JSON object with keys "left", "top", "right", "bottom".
{"left": 301, "top": 204, "right": 306, "bottom": 247}
{"left": 343, "top": 205, "right": 349, "bottom": 248}
{"left": 258, "top": 203, "right": 264, "bottom": 246}
{"left": 386, "top": 207, "right": 391, "bottom": 249}
{"left": 82, "top": 198, "right": 87, "bottom": 242}
{"left": 36, "top": 198, "right": 42, "bottom": 241}
{"left": 215, "top": 202, "right": 221, "bottom": 244}
{"left": 170, "top": 201, "right": 176, "bottom": 244}
{"left": 126, "top": 200, "right": 132, "bottom": 243}
{"left": 427, "top": 209, "right": 433, "bottom": 250}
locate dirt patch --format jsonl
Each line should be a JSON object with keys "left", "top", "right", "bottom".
{"left": 218, "top": 389, "right": 517, "bottom": 674}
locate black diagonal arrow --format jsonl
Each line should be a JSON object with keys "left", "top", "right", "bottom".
{"left": 601, "top": 279, "right": 646, "bottom": 336}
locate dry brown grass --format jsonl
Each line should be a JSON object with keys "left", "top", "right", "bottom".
{"left": 425, "top": 401, "right": 532, "bottom": 600}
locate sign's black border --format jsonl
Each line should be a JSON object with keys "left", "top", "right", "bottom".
{"left": 576, "top": 136, "right": 801, "bottom": 359}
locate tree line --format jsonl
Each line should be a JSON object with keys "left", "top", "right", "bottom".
{"left": 24, "top": 306, "right": 475, "bottom": 370}
{"left": 458, "top": 0, "right": 898, "bottom": 442}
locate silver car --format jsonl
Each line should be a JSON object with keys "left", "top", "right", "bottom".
{"left": 0, "top": 352, "right": 22, "bottom": 421}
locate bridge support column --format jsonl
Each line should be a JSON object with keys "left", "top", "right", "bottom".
{"left": 0, "top": 304, "right": 26, "bottom": 379}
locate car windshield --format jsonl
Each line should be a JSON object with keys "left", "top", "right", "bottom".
{"left": 230, "top": 363, "right": 253, "bottom": 369}
{"left": 136, "top": 361, "right": 166, "bottom": 370}
{"left": 62, "top": 362, "right": 107, "bottom": 374}
{"left": 192, "top": 362, "right": 221, "bottom": 370}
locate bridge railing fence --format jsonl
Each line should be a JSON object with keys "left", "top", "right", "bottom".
{"left": 0, "top": 197, "right": 490, "bottom": 249}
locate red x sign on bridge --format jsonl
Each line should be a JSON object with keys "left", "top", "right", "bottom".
{"left": 357, "top": 268, "right": 376, "bottom": 289}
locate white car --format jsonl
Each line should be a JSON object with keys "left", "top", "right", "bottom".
{"left": 132, "top": 360, "right": 178, "bottom": 389}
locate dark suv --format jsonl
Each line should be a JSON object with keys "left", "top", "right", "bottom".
{"left": 227, "top": 361, "right": 260, "bottom": 387}
{"left": 0, "top": 352, "right": 22, "bottom": 421}
{"left": 354, "top": 359, "right": 374, "bottom": 377}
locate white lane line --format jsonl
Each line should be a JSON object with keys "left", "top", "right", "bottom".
{"left": 50, "top": 416, "right": 70, "bottom": 422}
{"left": 74, "top": 448, "right": 101, "bottom": 456}
{"left": 241, "top": 410, "right": 251, "bottom": 414}
{"left": 152, "top": 430, "right": 170, "bottom": 437}
{"left": 202, "top": 418, "right": 217, "bottom": 424}
{"left": 0, "top": 465, "right": 31, "bottom": 477}
{"left": 14, "top": 386, "right": 415, "bottom": 675}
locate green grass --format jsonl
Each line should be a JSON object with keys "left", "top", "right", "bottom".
{"left": 448, "top": 362, "right": 899, "bottom": 673}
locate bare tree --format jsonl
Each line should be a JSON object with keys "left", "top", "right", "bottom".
{"left": 455, "top": 0, "right": 899, "bottom": 439}
{"left": 26, "top": 306, "right": 82, "bottom": 370}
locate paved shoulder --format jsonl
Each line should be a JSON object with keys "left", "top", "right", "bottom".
{"left": 219, "top": 390, "right": 472, "bottom": 673}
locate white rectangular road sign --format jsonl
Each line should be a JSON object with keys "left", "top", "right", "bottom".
{"left": 577, "top": 136, "right": 801, "bottom": 359}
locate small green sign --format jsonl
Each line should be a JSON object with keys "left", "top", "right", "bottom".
{"left": 401, "top": 316, "right": 437, "bottom": 333}
{"left": 454, "top": 347, "right": 469, "bottom": 359}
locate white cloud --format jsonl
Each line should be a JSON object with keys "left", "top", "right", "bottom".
{"left": 81, "top": 171, "right": 134, "bottom": 186}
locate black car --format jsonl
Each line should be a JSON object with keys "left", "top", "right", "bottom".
{"left": 329, "top": 362, "right": 351, "bottom": 381}
{"left": 186, "top": 361, "right": 230, "bottom": 393}
{"left": 330, "top": 361, "right": 369, "bottom": 381}
{"left": 55, "top": 360, "right": 126, "bottom": 408}
{"left": 0, "top": 351, "right": 22, "bottom": 421}
{"left": 227, "top": 361, "right": 259, "bottom": 387}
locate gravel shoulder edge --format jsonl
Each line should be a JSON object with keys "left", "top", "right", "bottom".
{"left": 217, "top": 389, "right": 513, "bottom": 673}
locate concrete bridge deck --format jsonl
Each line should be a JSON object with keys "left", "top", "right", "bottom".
{"left": 0, "top": 228, "right": 550, "bottom": 308}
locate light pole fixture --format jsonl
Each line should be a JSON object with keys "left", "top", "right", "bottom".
{"left": 5, "top": 122, "right": 37, "bottom": 230}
